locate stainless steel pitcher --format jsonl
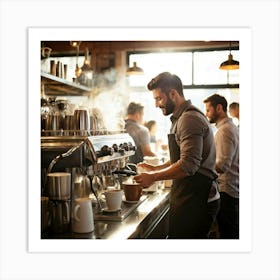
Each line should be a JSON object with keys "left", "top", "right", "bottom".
{"left": 73, "top": 108, "right": 90, "bottom": 135}
{"left": 47, "top": 172, "right": 71, "bottom": 200}
{"left": 45, "top": 114, "right": 64, "bottom": 135}
{"left": 63, "top": 115, "right": 74, "bottom": 135}
{"left": 49, "top": 200, "right": 70, "bottom": 233}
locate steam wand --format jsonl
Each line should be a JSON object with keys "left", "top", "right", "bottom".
{"left": 87, "top": 174, "right": 103, "bottom": 212}
{"left": 44, "top": 139, "right": 97, "bottom": 190}
{"left": 76, "top": 165, "right": 103, "bottom": 212}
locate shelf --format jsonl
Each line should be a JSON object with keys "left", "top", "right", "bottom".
{"left": 41, "top": 71, "right": 92, "bottom": 96}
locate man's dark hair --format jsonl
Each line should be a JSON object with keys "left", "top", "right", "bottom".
{"left": 127, "top": 102, "right": 144, "bottom": 115}
{"left": 229, "top": 102, "right": 239, "bottom": 110}
{"left": 147, "top": 72, "right": 184, "bottom": 96}
{"left": 203, "top": 94, "right": 228, "bottom": 112}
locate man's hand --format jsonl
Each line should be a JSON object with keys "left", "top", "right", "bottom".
{"left": 137, "top": 162, "right": 155, "bottom": 172}
{"left": 133, "top": 173, "right": 156, "bottom": 188}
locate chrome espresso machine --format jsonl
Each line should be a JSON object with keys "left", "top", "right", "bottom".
{"left": 41, "top": 131, "right": 138, "bottom": 236}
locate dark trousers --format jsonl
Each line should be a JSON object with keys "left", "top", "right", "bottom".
{"left": 207, "top": 198, "right": 221, "bottom": 237}
{"left": 217, "top": 192, "right": 239, "bottom": 239}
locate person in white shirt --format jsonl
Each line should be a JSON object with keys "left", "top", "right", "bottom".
{"left": 204, "top": 94, "right": 239, "bottom": 239}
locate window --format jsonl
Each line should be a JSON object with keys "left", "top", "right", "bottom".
{"left": 128, "top": 52, "right": 193, "bottom": 86}
{"left": 193, "top": 50, "right": 239, "bottom": 85}
{"left": 128, "top": 49, "right": 239, "bottom": 88}
{"left": 127, "top": 49, "right": 240, "bottom": 142}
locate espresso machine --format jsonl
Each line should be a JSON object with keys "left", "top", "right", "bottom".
{"left": 41, "top": 131, "right": 137, "bottom": 235}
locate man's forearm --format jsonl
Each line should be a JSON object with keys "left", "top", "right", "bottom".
{"left": 153, "top": 160, "right": 171, "bottom": 171}
{"left": 153, "top": 161, "right": 186, "bottom": 181}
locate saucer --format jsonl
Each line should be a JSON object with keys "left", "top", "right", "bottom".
{"left": 123, "top": 199, "right": 139, "bottom": 204}
{"left": 102, "top": 208, "right": 121, "bottom": 213}
{"left": 142, "top": 189, "right": 157, "bottom": 193}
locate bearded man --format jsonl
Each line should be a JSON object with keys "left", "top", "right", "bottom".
{"left": 204, "top": 94, "right": 239, "bottom": 239}
{"left": 134, "top": 72, "right": 219, "bottom": 239}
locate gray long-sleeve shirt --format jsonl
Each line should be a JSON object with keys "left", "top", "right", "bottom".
{"left": 125, "top": 119, "right": 150, "bottom": 164}
{"left": 215, "top": 117, "right": 239, "bottom": 198}
{"left": 170, "top": 100, "right": 217, "bottom": 180}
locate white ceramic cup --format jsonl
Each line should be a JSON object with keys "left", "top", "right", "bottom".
{"left": 104, "top": 189, "right": 123, "bottom": 211}
{"left": 72, "top": 198, "right": 94, "bottom": 233}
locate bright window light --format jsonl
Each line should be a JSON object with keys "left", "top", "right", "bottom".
{"left": 128, "top": 52, "right": 193, "bottom": 86}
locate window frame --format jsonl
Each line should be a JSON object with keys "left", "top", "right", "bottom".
{"left": 126, "top": 46, "right": 239, "bottom": 89}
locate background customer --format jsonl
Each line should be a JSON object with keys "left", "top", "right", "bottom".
{"left": 125, "top": 102, "right": 156, "bottom": 165}
{"left": 144, "top": 120, "right": 162, "bottom": 153}
{"left": 229, "top": 102, "right": 240, "bottom": 127}
{"left": 204, "top": 94, "right": 239, "bottom": 239}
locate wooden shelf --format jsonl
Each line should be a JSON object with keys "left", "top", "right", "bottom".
{"left": 41, "top": 71, "right": 92, "bottom": 96}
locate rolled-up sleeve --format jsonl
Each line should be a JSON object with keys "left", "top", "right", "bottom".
{"left": 215, "top": 128, "right": 236, "bottom": 172}
{"left": 176, "top": 113, "right": 207, "bottom": 176}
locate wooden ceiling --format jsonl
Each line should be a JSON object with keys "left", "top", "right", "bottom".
{"left": 42, "top": 41, "right": 239, "bottom": 56}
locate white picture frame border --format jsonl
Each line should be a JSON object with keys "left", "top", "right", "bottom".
{"left": 28, "top": 27, "right": 252, "bottom": 253}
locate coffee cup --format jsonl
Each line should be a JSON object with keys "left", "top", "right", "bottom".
{"left": 123, "top": 182, "right": 142, "bottom": 202}
{"left": 72, "top": 198, "right": 94, "bottom": 233}
{"left": 104, "top": 189, "right": 123, "bottom": 211}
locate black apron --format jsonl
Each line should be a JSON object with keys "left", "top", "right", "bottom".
{"left": 168, "top": 107, "right": 213, "bottom": 239}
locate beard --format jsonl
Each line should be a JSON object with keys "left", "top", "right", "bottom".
{"left": 208, "top": 115, "right": 217, "bottom": 124}
{"left": 160, "top": 96, "right": 175, "bottom": 116}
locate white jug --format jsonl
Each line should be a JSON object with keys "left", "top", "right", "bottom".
{"left": 72, "top": 198, "right": 94, "bottom": 233}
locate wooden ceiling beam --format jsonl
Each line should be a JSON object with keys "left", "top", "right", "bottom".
{"left": 42, "top": 41, "right": 239, "bottom": 56}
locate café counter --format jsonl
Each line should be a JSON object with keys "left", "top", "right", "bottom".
{"left": 42, "top": 188, "right": 170, "bottom": 239}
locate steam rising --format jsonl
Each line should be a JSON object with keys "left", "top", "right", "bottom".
{"left": 88, "top": 69, "right": 130, "bottom": 132}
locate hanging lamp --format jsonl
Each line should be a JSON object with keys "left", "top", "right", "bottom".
{"left": 80, "top": 47, "right": 93, "bottom": 78}
{"left": 126, "top": 61, "right": 144, "bottom": 75}
{"left": 219, "top": 41, "right": 239, "bottom": 70}
{"left": 70, "top": 41, "right": 82, "bottom": 78}
{"left": 78, "top": 47, "right": 94, "bottom": 87}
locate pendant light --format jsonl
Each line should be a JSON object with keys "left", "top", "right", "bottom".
{"left": 80, "top": 47, "right": 93, "bottom": 78}
{"left": 219, "top": 41, "right": 239, "bottom": 70}
{"left": 126, "top": 61, "right": 144, "bottom": 76}
{"left": 70, "top": 41, "right": 82, "bottom": 78}
{"left": 77, "top": 47, "right": 94, "bottom": 87}
{"left": 126, "top": 42, "right": 144, "bottom": 76}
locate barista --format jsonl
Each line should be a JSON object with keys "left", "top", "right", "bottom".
{"left": 134, "top": 72, "right": 218, "bottom": 238}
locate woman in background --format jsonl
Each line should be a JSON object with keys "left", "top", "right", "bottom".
{"left": 144, "top": 120, "right": 162, "bottom": 153}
